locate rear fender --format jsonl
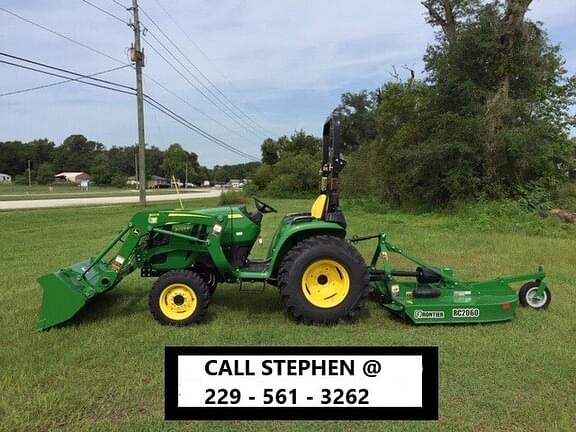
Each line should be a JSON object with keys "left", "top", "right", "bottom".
{"left": 266, "top": 220, "right": 346, "bottom": 278}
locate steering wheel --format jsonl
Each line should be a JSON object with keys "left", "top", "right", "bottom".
{"left": 253, "top": 197, "right": 277, "bottom": 214}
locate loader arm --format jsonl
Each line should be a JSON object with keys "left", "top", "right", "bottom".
{"left": 36, "top": 209, "right": 232, "bottom": 331}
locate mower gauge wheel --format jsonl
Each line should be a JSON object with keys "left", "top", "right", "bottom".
{"left": 518, "top": 281, "right": 551, "bottom": 310}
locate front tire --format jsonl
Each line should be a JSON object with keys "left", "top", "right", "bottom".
{"left": 149, "top": 270, "right": 210, "bottom": 325}
{"left": 278, "top": 235, "right": 369, "bottom": 324}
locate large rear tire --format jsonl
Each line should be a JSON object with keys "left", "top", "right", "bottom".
{"left": 278, "top": 235, "right": 369, "bottom": 324}
{"left": 149, "top": 270, "right": 210, "bottom": 325}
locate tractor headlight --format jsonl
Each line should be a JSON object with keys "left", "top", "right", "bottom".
{"left": 212, "top": 224, "right": 223, "bottom": 236}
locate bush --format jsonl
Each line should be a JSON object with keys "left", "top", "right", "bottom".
{"left": 515, "top": 181, "right": 553, "bottom": 213}
{"left": 242, "top": 183, "right": 259, "bottom": 197}
{"left": 13, "top": 175, "right": 28, "bottom": 185}
{"left": 219, "top": 190, "right": 247, "bottom": 205}
{"left": 111, "top": 175, "right": 127, "bottom": 189}
{"left": 550, "top": 182, "right": 576, "bottom": 212}
{"left": 252, "top": 164, "right": 274, "bottom": 190}
{"left": 265, "top": 153, "right": 319, "bottom": 198}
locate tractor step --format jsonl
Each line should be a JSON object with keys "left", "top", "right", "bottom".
{"left": 241, "top": 259, "right": 270, "bottom": 273}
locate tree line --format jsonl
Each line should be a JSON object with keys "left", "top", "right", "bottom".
{"left": 0, "top": 134, "right": 259, "bottom": 187}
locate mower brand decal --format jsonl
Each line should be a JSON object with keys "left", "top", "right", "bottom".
{"left": 228, "top": 214, "right": 243, "bottom": 219}
{"left": 148, "top": 213, "right": 159, "bottom": 224}
{"left": 414, "top": 310, "right": 445, "bottom": 319}
{"left": 235, "top": 231, "right": 243, "bottom": 236}
{"left": 452, "top": 308, "right": 480, "bottom": 318}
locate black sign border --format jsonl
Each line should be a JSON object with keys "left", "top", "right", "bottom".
{"left": 165, "top": 346, "right": 438, "bottom": 421}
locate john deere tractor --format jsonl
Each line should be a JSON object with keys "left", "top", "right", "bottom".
{"left": 37, "top": 118, "right": 369, "bottom": 330}
{"left": 37, "top": 117, "right": 551, "bottom": 331}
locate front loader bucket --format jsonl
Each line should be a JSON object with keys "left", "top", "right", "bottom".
{"left": 36, "top": 272, "right": 88, "bottom": 331}
{"left": 36, "top": 258, "right": 119, "bottom": 331}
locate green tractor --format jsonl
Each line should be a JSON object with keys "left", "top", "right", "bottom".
{"left": 36, "top": 117, "right": 551, "bottom": 331}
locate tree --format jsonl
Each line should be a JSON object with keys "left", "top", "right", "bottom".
{"left": 333, "top": 91, "right": 378, "bottom": 152}
{"left": 261, "top": 139, "right": 279, "bottom": 165}
{"left": 36, "top": 162, "right": 56, "bottom": 185}
{"left": 54, "top": 135, "right": 104, "bottom": 172}
{"left": 423, "top": 0, "right": 575, "bottom": 199}
{"left": 160, "top": 143, "right": 188, "bottom": 181}
{"left": 91, "top": 153, "right": 114, "bottom": 185}
{"left": 341, "top": 0, "right": 575, "bottom": 208}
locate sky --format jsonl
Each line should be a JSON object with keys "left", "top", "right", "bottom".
{"left": 0, "top": 0, "right": 575, "bottom": 167}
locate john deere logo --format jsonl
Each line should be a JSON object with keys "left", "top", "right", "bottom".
{"left": 414, "top": 310, "right": 445, "bottom": 319}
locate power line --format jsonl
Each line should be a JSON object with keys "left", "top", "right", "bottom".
{"left": 0, "top": 52, "right": 134, "bottom": 91}
{"left": 0, "top": 60, "right": 136, "bottom": 96}
{"left": 0, "top": 64, "right": 131, "bottom": 97}
{"left": 142, "top": 30, "right": 263, "bottom": 140}
{"left": 143, "top": 73, "right": 254, "bottom": 142}
{"left": 139, "top": 5, "right": 272, "bottom": 138}
{"left": 0, "top": 6, "right": 126, "bottom": 66}
{"left": 0, "top": 51, "right": 258, "bottom": 161}
{"left": 142, "top": 35, "right": 262, "bottom": 141}
{"left": 0, "top": 5, "right": 258, "bottom": 150}
{"left": 79, "top": 0, "right": 129, "bottom": 25}
{"left": 110, "top": 0, "right": 128, "bottom": 10}
{"left": 0, "top": 6, "right": 260, "bottom": 161}
{"left": 151, "top": 0, "right": 274, "bottom": 137}
{"left": 151, "top": 0, "right": 215, "bottom": 71}
{"left": 144, "top": 95, "right": 259, "bottom": 161}
{"left": 147, "top": 1, "right": 274, "bottom": 137}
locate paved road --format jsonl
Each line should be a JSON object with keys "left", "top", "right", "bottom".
{"left": 0, "top": 189, "right": 222, "bottom": 210}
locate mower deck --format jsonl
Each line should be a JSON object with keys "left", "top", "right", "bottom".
{"left": 354, "top": 233, "right": 549, "bottom": 325}
{"left": 380, "top": 280, "right": 518, "bottom": 324}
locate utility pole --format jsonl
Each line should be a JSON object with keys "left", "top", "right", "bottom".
{"left": 131, "top": 0, "right": 146, "bottom": 205}
{"left": 185, "top": 161, "right": 188, "bottom": 188}
{"left": 134, "top": 148, "right": 138, "bottom": 181}
{"left": 27, "top": 159, "right": 31, "bottom": 187}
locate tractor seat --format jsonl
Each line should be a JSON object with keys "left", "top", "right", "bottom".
{"left": 280, "top": 195, "right": 327, "bottom": 224}
{"left": 310, "top": 194, "right": 327, "bottom": 219}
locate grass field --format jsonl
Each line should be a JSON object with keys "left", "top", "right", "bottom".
{"left": 0, "top": 198, "right": 574, "bottom": 431}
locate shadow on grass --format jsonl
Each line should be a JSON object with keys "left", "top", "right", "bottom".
{"left": 54, "top": 290, "right": 148, "bottom": 329}
{"left": 211, "top": 284, "right": 285, "bottom": 316}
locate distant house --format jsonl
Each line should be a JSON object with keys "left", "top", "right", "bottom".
{"left": 0, "top": 173, "right": 11, "bottom": 183}
{"left": 230, "top": 179, "right": 244, "bottom": 188}
{"left": 202, "top": 180, "right": 211, "bottom": 187}
{"left": 54, "top": 172, "right": 91, "bottom": 184}
{"left": 148, "top": 176, "right": 170, "bottom": 189}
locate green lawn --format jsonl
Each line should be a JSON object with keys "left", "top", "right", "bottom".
{"left": 0, "top": 198, "right": 574, "bottom": 431}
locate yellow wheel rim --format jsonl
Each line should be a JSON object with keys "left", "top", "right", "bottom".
{"left": 301, "top": 259, "right": 350, "bottom": 308}
{"left": 159, "top": 283, "right": 197, "bottom": 320}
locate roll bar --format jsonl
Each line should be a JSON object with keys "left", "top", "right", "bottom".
{"left": 320, "top": 116, "right": 347, "bottom": 224}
